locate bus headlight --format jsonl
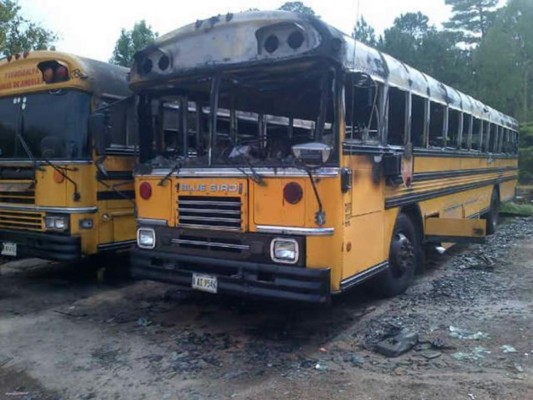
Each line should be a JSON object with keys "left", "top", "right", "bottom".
{"left": 137, "top": 228, "right": 156, "bottom": 249}
{"left": 44, "top": 214, "right": 69, "bottom": 231}
{"left": 270, "top": 238, "right": 298, "bottom": 264}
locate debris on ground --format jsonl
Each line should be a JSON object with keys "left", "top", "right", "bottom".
{"left": 500, "top": 345, "right": 518, "bottom": 353}
{"left": 374, "top": 329, "right": 419, "bottom": 357}
{"left": 449, "top": 326, "right": 489, "bottom": 340}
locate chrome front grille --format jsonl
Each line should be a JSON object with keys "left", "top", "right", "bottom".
{"left": 0, "top": 210, "right": 43, "bottom": 231}
{"left": 171, "top": 236, "right": 249, "bottom": 253}
{"left": 178, "top": 196, "right": 242, "bottom": 231}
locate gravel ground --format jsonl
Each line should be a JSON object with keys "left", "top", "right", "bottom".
{"left": 0, "top": 216, "right": 532, "bottom": 400}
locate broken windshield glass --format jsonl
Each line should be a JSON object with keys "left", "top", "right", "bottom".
{"left": 138, "top": 61, "right": 338, "bottom": 168}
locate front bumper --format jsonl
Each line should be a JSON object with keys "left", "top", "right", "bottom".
{"left": 0, "top": 229, "right": 81, "bottom": 262}
{"left": 131, "top": 249, "right": 331, "bottom": 303}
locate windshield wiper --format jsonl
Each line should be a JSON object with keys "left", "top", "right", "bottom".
{"left": 224, "top": 146, "right": 266, "bottom": 186}
{"left": 158, "top": 160, "right": 181, "bottom": 186}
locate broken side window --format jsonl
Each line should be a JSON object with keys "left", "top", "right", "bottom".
{"left": 462, "top": 114, "right": 472, "bottom": 150}
{"left": 387, "top": 87, "right": 407, "bottom": 146}
{"left": 344, "top": 73, "right": 380, "bottom": 144}
{"left": 429, "top": 102, "right": 445, "bottom": 147}
{"left": 482, "top": 121, "right": 491, "bottom": 152}
{"left": 448, "top": 108, "right": 461, "bottom": 149}
{"left": 411, "top": 94, "right": 426, "bottom": 147}
{"left": 471, "top": 118, "right": 482, "bottom": 151}
{"left": 488, "top": 123, "right": 497, "bottom": 153}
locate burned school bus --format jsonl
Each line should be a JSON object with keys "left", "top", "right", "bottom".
{"left": 0, "top": 51, "right": 136, "bottom": 262}
{"left": 129, "top": 11, "right": 518, "bottom": 302}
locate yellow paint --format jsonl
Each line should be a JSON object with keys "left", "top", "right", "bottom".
{"left": 425, "top": 217, "right": 486, "bottom": 238}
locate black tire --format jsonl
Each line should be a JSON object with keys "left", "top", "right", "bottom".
{"left": 483, "top": 189, "right": 500, "bottom": 235}
{"left": 374, "top": 213, "right": 420, "bottom": 297}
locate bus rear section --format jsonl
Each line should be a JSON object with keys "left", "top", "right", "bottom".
{"left": 0, "top": 51, "right": 136, "bottom": 262}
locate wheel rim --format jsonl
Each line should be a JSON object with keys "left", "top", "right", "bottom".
{"left": 390, "top": 232, "right": 415, "bottom": 278}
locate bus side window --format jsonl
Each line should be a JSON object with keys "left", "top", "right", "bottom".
{"left": 100, "top": 97, "right": 137, "bottom": 152}
{"left": 497, "top": 126, "right": 504, "bottom": 153}
{"left": 471, "top": 118, "right": 481, "bottom": 150}
{"left": 480, "top": 121, "right": 488, "bottom": 152}
{"left": 411, "top": 94, "right": 425, "bottom": 147}
{"left": 488, "top": 123, "right": 497, "bottom": 153}
{"left": 387, "top": 87, "right": 407, "bottom": 146}
{"left": 448, "top": 108, "right": 461, "bottom": 149}
{"left": 462, "top": 114, "right": 472, "bottom": 149}
{"left": 429, "top": 102, "right": 445, "bottom": 147}
{"left": 344, "top": 74, "right": 379, "bottom": 143}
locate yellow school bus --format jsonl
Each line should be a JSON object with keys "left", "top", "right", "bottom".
{"left": 0, "top": 51, "right": 136, "bottom": 262}
{"left": 129, "top": 11, "right": 519, "bottom": 302}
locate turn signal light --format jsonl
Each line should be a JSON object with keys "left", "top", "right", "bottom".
{"left": 283, "top": 182, "right": 303, "bottom": 205}
{"left": 139, "top": 182, "right": 152, "bottom": 200}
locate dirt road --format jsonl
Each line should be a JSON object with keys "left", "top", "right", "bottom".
{"left": 1, "top": 217, "right": 532, "bottom": 400}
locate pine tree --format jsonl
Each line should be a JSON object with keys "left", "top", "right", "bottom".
{"left": 444, "top": 0, "right": 499, "bottom": 44}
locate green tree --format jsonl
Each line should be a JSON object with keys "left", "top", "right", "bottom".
{"left": 278, "top": 2, "right": 316, "bottom": 16}
{"left": 474, "top": 0, "right": 533, "bottom": 120}
{"left": 0, "top": 0, "right": 56, "bottom": 56}
{"left": 110, "top": 20, "right": 157, "bottom": 67}
{"left": 352, "top": 16, "right": 377, "bottom": 47}
{"left": 444, "top": 0, "right": 499, "bottom": 44}
{"left": 379, "top": 12, "right": 471, "bottom": 91}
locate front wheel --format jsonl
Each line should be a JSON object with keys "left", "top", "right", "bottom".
{"left": 374, "top": 213, "right": 420, "bottom": 297}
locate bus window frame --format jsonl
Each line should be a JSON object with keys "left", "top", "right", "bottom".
{"left": 100, "top": 95, "right": 137, "bottom": 155}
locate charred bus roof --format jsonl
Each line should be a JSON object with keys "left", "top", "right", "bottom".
{"left": 0, "top": 50, "right": 130, "bottom": 98}
{"left": 130, "top": 10, "right": 518, "bottom": 131}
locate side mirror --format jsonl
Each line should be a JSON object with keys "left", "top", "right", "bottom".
{"left": 291, "top": 142, "right": 332, "bottom": 168}
{"left": 88, "top": 113, "right": 109, "bottom": 155}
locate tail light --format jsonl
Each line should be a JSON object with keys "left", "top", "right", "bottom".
{"left": 37, "top": 60, "right": 70, "bottom": 84}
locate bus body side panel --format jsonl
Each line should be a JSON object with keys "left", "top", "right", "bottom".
{"left": 95, "top": 155, "right": 136, "bottom": 252}
{"left": 340, "top": 154, "right": 389, "bottom": 289}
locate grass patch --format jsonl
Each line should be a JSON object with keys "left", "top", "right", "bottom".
{"left": 500, "top": 202, "right": 533, "bottom": 216}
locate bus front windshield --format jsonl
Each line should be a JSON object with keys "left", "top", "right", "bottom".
{"left": 139, "top": 62, "right": 338, "bottom": 168}
{"left": 0, "top": 90, "right": 91, "bottom": 160}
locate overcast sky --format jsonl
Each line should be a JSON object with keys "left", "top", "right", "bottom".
{"left": 18, "top": 0, "right": 454, "bottom": 62}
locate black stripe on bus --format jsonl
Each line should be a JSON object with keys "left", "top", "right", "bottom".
{"left": 413, "top": 166, "right": 517, "bottom": 182}
{"left": 387, "top": 166, "right": 519, "bottom": 185}
{"left": 340, "top": 260, "right": 389, "bottom": 291}
{"left": 97, "top": 190, "right": 135, "bottom": 201}
{"left": 385, "top": 175, "right": 516, "bottom": 209}
{"left": 96, "top": 171, "right": 133, "bottom": 181}
{"left": 343, "top": 143, "right": 518, "bottom": 160}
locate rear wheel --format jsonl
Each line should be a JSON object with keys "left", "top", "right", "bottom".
{"left": 374, "top": 213, "right": 420, "bottom": 297}
{"left": 483, "top": 189, "right": 500, "bottom": 235}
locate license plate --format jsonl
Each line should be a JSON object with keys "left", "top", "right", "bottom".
{"left": 1, "top": 242, "right": 17, "bottom": 256}
{"left": 192, "top": 273, "right": 218, "bottom": 294}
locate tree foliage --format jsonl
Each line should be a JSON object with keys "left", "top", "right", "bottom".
{"left": 110, "top": 20, "right": 157, "bottom": 67}
{"left": 352, "top": 16, "right": 377, "bottom": 47}
{"left": 444, "top": 0, "right": 499, "bottom": 44}
{"left": 277, "top": 2, "right": 316, "bottom": 16}
{"left": 474, "top": 0, "right": 533, "bottom": 120}
{"left": 377, "top": 12, "right": 470, "bottom": 91}
{"left": 0, "top": 0, "right": 56, "bottom": 56}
